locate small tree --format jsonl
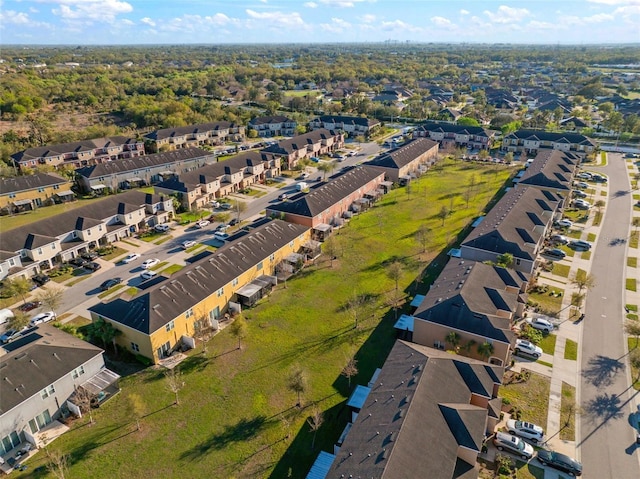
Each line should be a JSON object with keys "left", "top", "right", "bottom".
{"left": 437, "top": 206, "right": 449, "bottom": 226}
{"left": 594, "top": 199, "right": 605, "bottom": 213}
{"left": 8, "top": 311, "right": 30, "bottom": 332}
{"left": 341, "top": 356, "right": 359, "bottom": 389}
{"left": 44, "top": 447, "right": 68, "bottom": 479}
{"left": 73, "top": 387, "right": 95, "bottom": 424}
{"left": 415, "top": 225, "right": 430, "bottom": 253}
{"left": 129, "top": 392, "right": 146, "bottom": 431}
{"left": 571, "top": 272, "right": 595, "bottom": 295}
{"left": 386, "top": 261, "right": 403, "bottom": 293}
{"left": 477, "top": 341, "right": 494, "bottom": 360}
{"left": 630, "top": 349, "right": 640, "bottom": 382}
{"left": 347, "top": 293, "right": 366, "bottom": 330}
{"left": 36, "top": 285, "right": 65, "bottom": 316}
{"left": 625, "top": 320, "right": 640, "bottom": 348}
{"left": 287, "top": 365, "right": 308, "bottom": 408}
{"left": 496, "top": 253, "right": 514, "bottom": 268}
{"left": 4, "top": 277, "right": 32, "bottom": 305}
{"left": 230, "top": 315, "right": 248, "bottom": 350}
{"left": 307, "top": 407, "right": 324, "bottom": 450}
{"left": 323, "top": 236, "right": 338, "bottom": 268}
{"left": 445, "top": 331, "right": 461, "bottom": 352}
{"left": 165, "top": 367, "right": 184, "bottom": 405}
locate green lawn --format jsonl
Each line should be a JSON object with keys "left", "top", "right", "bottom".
{"left": 631, "top": 231, "right": 639, "bottom": 249}
{"left": 516, "top": 462, "right": 546, "bottom": 479}
{"left": 15, "top": 160, "right": 514, "bottom": 479}
{"left": 587, "top": 233, "right": 596, "bottom": 242}
{"left": 501, "top": 371, "right": 551, "bottom": 433}
{"left": 560, "top": 382, "right": 576, "bottom": 441}
{"left": 97, "top": 284, "right": 126, "bottom": 299}
{"left": 1, "top": 197, "right": 107, "bottom": 231}
{"left": 159, "top": 264, "right": 184, "bottom": 276}
{"left": 581, "top": 250, "right": 592, "bottom": 260}
{"left": 628, "top": 257, "right": 637, "bottom": 268}
{"left": 627, "top": 278, "right": 637, "bottom": 292}
{"left": 600, "top": 151, "right": 607, "bottom": 166}
{"left": 100, "top": 246, "right": 127, "bottom": 261}
{"left": 629, "top": 339, "right": 640, "bottom": 391}
{"left": 592, "top": 210, "right": 603, "bottom": 226}
{"left": 564, "top": 339, "right": 578, "bottom": 360}
{"left": 538, "top": 334, "right": 557, "bottom": 355}
{"left": 552, "top": 263, "right": 570, "bottom": 278}
{"left": 529, "top": 288, "right": 564, "bottom": 315}
{"left": 575, "top": 268, "right": 587, "bottom": 283}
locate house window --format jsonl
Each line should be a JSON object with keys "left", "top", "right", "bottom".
{"left": 165, "top": 320, "right": 175, "bottom": 332}
{"left": 131, "top": 342, "right": 140, "bottom": 352}
{"left": 9, "top": 193, "right": 16, "bottom": 199}
{"left": 1, "top": 431, "right": 21, "bottom": 454}
{"left": 41, "top": 384, "right": 55, "bottom": 399}
{"left": 232, "top": 278, "right": 239, "bottom": 286}
{"left": 217, "top": 287, "right": 224, "bottom": 297}
{"left": 98, "top": 225, "right": 103, "bottom": 231}
{"left": 8, "top": 258, "right": 15, "bottom": 266}
{"left": 256, "top": 261, "right": 263, "bottom": 271}
{"left": 289, "top": 241, "right": 294, "bottom": 248}
{"left": 186, "top": 308, "right": 194, "bottom": 318}
{"left": 515, "top": 258, "right": 521, "bottom": 265}
{"left": 51, "top": 244, "right": 56, "bottom": 250}
{"left": 37, "top": 248, "right": 43, "bottom": 255}
{"left": 38, "top": 188, "right": 45, "bottom": 193}
{"left": 72, "top": 365, "right": 85, "bottom": 379}
{"left": 269, "top": 254, "right": 275, "bottom": 261}
{"left": 87, "top": 230, "right": 91, "bottom": 236}
{"left": 434, "top": 341, "right": 445, "bottom": 350}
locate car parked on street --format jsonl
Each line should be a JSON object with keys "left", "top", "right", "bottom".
{"left": 18, "top": 301, "right": 42, "bottom": 312}
{"left": 142, "top": 258, "right": 160, "bottom": 269}
{"left": 122, "top": 253, "right": 141, "bottom": 264}
{"left": 140, "top": 270, "right": 158, "bottom": 281}
{"left": 576, "top": 172, "right": 592, "bottom": 180}
{"left": 30, "top": 311, "right": 56, "bottom": 326}
{"left": 493, "top": 431, "right": 534, "bottom": 460}
{"left": 0, "top": 328, "right": 24, "bottom": 344}
{"left": 506, "top": 419, "right": 544, "bottom": 444}
{"left": 528, "top": 317, "right": 555, "bottom": 333}
{"left": 100, "top": 278, "right": 122, "bottom": 291}
{"left": 543, "top": 248, "right": 566, "bottom": 260}
{"left": 228, "top": 218, "right": 238, "bottom": 226}
{"left": 220, "top": 203, "right": 233, "bottom": 210}
{"left": 514, "top": 339, "right": 543, "bottom": 359}
{"left": 278, "top": 193, "right": 288, "bottom": 201}
{"left": 214, "top": 232, "right": 230, "bottom": 242}
{"left": 537, "top": 449, "right": 582, "bottom": 476}
{"left": 195, "top": 219, "right": 210, "bottom": 228}
{"left": 569, "top": 240, "right": 592, "bottom": 250}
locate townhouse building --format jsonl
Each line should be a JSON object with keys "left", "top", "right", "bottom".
{"left": 75, "top": 147, "right": 216, "bottom": 194}
{"left": 411, "top": 259, "right": 529, "bottom": 367}
{"left": 460, "top": 186, "right": 562, "bottom": 275}
{"left": 501, "top": 129, "right": 597, "bottom": 155}
{"left": 413, "top": 122, "right": 497, "bottom": 151}
{"left": 516, "top": 149, "right": 581, "bottom": 196}
{"left": 89, "top": 220, "right": 311, "bottom": 364}
{"left": 0, "top": 325, "right": 119, "bottom": 462}
{"left": 154, "top": 151, "right": 281, "bottom": 211}
{"left": 0, "top": 191, "right": 173, "bottom": 281}
{"left": 262, "top": 129, "right": 344, "bottom": 169}
{"left": 367, "top": 138, "right": 439, "bottom": 183}
{"left": 11, "top": 136, "right": 144, "bottom": 170}
{"left": 144, "top": 122, "right": 245, "bottom": 152}
{"left": 308, "top": 115, "right": 380, "bottom": 137}
{"left": 0, "top": 173, "right": 74, "bottom": 215}
{"left": 248, "top": 116, "right": 297, "bottom": 137}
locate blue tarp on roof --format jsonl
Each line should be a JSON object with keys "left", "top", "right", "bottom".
{"left": 410, "top": 295, "right": 425, "bottom": 308}
{"left": 471, "top": 216, "right": 486, "bottom": 227}
{"left": 448, "top": 248, "right": 462, "bottom": 257}
{"left": 306, "top": 451, "right": 336, "bottom": 479}
{"left": 346, "top": 385, "right": 371, "bottom": 410}
{"left": 393, "top": 314, "right": 414, "bottom": 333}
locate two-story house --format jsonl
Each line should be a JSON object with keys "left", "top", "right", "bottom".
{"left": 0, "top": 324, "right": 119, "bottom": 461}
{"left": 516, "top": 149, "right": 580, "bottom": 197}
{"left": 75, "top": 147, "right": 216, "bottom": 194}
{"left": 308, "top": 115, "right": 380, "bottom": 137}
{"left": 0, "top": 173, "right": 74, "bottom": 215}
{"left": 89, "top": 220, "right": 311, "bottom": 364}
{"left": 502, "top": 130, "right": 597, "bottom": 155}
{"left": 261, "top": 129, "right": 344, "bottom": 169}
{"left": 144, "top": 122, "right": 245, "bottom": 152}
{"left": 367, "top": 138, "right": 439, "bottom": 183}
{"left": 413, "top": 122, "right": 497, "bottom": 151}
{"left": 248, "top": 116, "right": 297, "bottom": 137}
{"left": 411, "top": 259, "right": 529, "bottom": 367}
{"left": 11, "top": 136, "right": 144, "bottom": 170}
{"left": 460, "top": 187, "right": 562, "bottom": 274}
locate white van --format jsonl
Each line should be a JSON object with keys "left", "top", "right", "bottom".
{"left": 296, "top": 182, "right": 309, "bottom": 191}
{"left": 0, "top": 308, "right": 14, "bottom": 325}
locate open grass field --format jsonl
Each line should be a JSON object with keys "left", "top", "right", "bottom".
{"left": 15, "top": 160, "right": 514, "bottom": 479}
{"left": 501, "top": 371, "right": 551, "bottom": 433}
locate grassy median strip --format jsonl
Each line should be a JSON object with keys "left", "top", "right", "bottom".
{"left": 564, "top": 339, "right": 578, "bottom": 360}
{"left": 552, "top": 263, "right": 570, "bottom": 278}
{"left": 97, "top": 284, "right": 126, "bottom": 299}
{"left": 560, "top": 382, "right": 576, "bottom": 441}
{"left": 628, "top": 257, "right": 637, "bottom": 268}
{"left": 159, "top": 264, "right": 184, "bottom": 276}
{"left": 627, "top": 278, "right": 638, "bottom": 292}
{"left": 538, "top": 334, "right": 557, "bottom": 356}
{"left": 630, "top": 339, "right": 640, "bottom": 391}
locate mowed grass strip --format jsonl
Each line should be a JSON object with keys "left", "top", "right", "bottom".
{"left": 18, "top": 161, "right": 514, "bottom": 479}
{"left": 564, "top": 339, "right": 578, "bottom": 360}
{"left": 560, "top": 382, "right": 576, "bottom": 441}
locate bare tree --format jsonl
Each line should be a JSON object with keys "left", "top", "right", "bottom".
{"left": 129, "top": 393, "right": 146, "bottom": 431}
{"left": 307, "top": 407, "right": 324, "bottom": 450}
{"left": 436, "top": 206, "right": 450, "bottom": 226}
{"left": 323, "top": 236, "right": 338, "bottom": 268}
{"left": 165, "top": 367, "right": 184, "bottom": 405}
{"left": 386, "top": 261, "right": 403, "bottom": 293}
{"left": 287, "top": 365, "right": 308, "bottom": 408}
{"left": 73, "top": 387, "right": 94, "bottom": 424}
{"left": 571, "top": 272, "right": 596, "bottom": 295}
{"left": 193, "top": 311, "right": 210, "bottom": 353}
{"left": 625, "top": 320, "right": 640, "bottom": 348}
{"left": 341, "top": 357, "right": 359, "bottom": 389}
{"left": 36, "top": 285, "right": 65, "bottom": 316}
{"left": 347, "top": 293, "right": 367, "bottom": 330}
{"left": 44, "top": 447, "right": 68, "bottom": 479}
{"left": 415, "top": 225, "right": 430, "bottom": 253}
{"left": 230, "top": 315, "right": 248, "bottom": 350}
{"left": 385, "top": 289, "right": 405, "bottom": 321}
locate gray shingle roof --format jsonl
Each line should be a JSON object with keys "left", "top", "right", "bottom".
{"left": 262, "top": 129, "right": 340, "bottom": 155}
{"left": 414, "top": 260, "right": 528, "bottom": 344}
{"left": 416, "top": 122, "right": 497, "bottom": 138}
{"left": 504, "top": 129, "right": 596, "bottom": 147}
{"left": 144, "top": 122, "right": 240, "bottom": 141}
{"left": 518, "top": 149, "right": 580, "bottom": 191}
{"left": 368, "top": 137, "right": 438, "bottom": 170}
{"left": 89, "top": 220, "right": 309, "bottom": 335}
{"left": 0, "top": 324, "right": 103, "bottom": 414}
{"left": 11, "top": 136, "right": 139, "bottom": 163}
{"left": 312, "top": 115, "right": 380, "bottom": 128}
{"left": 327, "top": 341, "right": 502, "bottom": 479}
{"left": 249, "top": 115, "right": 293, "bottom": 125}
{"left": 266, "top": 166, "right": 384, "bottom": 218}
{"left": 0, "top": 173, "right": 69, "bottom": 195}
{"left": 461, "top": 186, "right": 561, "bottom": 261}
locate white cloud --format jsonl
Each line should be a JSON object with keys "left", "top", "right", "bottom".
{"left": 484, "top": 5, "right": 531, "bottom": 24}
{"left": 527, "top": 20, "right": 555, "bottom": 30}
{"left": 258, "top": 0, "right": 268, "bottom": 3}
{"left": 318, "top": 0, "right": 368, "bottom": 7}
{"left": 431, "top": 16, "right": 451, "bottom": 27}
{"left": 140, "top": 17, "right": 155, "bottom": 27}
{"left": 0, "top": 10, "right": 30, "bottom": 25}
{"left": 560, "top": 13, "right": 614, "bottom": 25}
{"left": 304, "top": 2, "right": 318, "bottom": 7}
{"left": 245, "top": 9, "right": 305, "bottom": 27}
{"left": 614, "top": 5, "right": 640, "bottom": 15}
{"left": 460, "top": 9, "right": 470, "bottom": 15}
{"left": 52, "top": 0, "right": 133, "bottom": 23}
{"left": 320, "top": 17, "right": 352, "bottom": 32}
{"left": 381, "top": 19, "right": 422, "bottom": 33}
{"left": 470, "top": 16, "right": 490, "bottom": 28}
{"left": 360, "top": 13, "right": 376, "bottom": 23}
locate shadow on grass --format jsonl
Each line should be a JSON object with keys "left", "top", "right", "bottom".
{"left": 582, "top": 354, "right": 625, "bottom": 388}
{"left": 178, "top": 353, "right": 211, "bottom": 374}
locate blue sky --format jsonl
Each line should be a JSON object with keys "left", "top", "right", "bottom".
{"left": 1, "top": 0, "right": 639, "bottom": 45}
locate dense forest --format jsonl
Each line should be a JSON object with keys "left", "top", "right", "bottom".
{"left": 1, "top": 43, "right": 639, "bottom": 171}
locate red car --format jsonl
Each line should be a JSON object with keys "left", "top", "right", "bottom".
{"left": 18, "top": 301, "right": 42, "bottom": 312}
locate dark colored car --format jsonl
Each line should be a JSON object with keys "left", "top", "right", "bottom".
{"left": 544, "top": 248, "right": 566, "bottom": 260}
{"left": 537, "top": 450, "right": 582, "bottom": 476}
{"left": 100, "top": 277, "right": 122, "bottom": 291}
{"left": 84, "top": 262, "right": 102, "bottom": 272}
{"left": 32, "top": 274, "right": 50, "bottom": 286}
{"left": 18, "top": 301, "right": 42, "bottom": 312}
{"left": 69, "top": 257, "right": 88, "bottom": 267}
{"left": 229, "top": 218, "right": 238, "bottom": 226}
{"left": 81, "top": 251, "right": 99, "bottom": 261}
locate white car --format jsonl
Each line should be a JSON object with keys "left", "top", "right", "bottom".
{"left": 506, "top": 419, "right": 545, "bottom": 444}
{"left": 122, "top": 253, "right": 141, "bottom": 264}
{"left": 141, "top": 258, "right": 160, "bottom": 269}
{"left": 574, "top": 181, "right": 589, "bottom": 189}
{"left": 154, "top": 224, "right": 170, "bottom": 232}
{"left": 514, "top": 339, "right": 543, "bottom": 359}
{"left": 30, "top": 311, "right": 56, "bottom": 326}
{"left": 214, "top": 232, "right": 230, "bottom": 242}
{"left": 140, "top": 270, "right": 158, "bottom": 281}
{"left": 195, "top": 220, "right": 210, "bottom": 228}
{"left": 528, "top": 317, "right": 554, "bottom": 333}
{"left": 576, "top": 172, "right": 592, "bottom": 179}
{"left": 181, "top": 240, "right": 196, "bottom": 249}
{"left": 574, "top": 199, "right": 591, "bottom": 209}
{"left": 556, "top": 219, "right": 573, "bottom": 228}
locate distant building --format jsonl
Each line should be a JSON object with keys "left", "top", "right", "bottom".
{"left": 502, "top": 129, "right": 596, "bottom": 155}
{"left": 248, "top": 116, "right": 297, "bottom": 137}
{"left": 308, "top": 115, "right": 380, "bottom": 137}
{"left": 414, "top": 122, "right": 497, "bottom": 151}
{"left": 144, "top": 122, "right": 245, "bottom": 152}
{"left": 0, "top": 173, "right": 74, "bottom": 215}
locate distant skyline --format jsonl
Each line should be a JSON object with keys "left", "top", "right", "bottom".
{"left": 1, "top": 0, "right": 639, "bottom": 46}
